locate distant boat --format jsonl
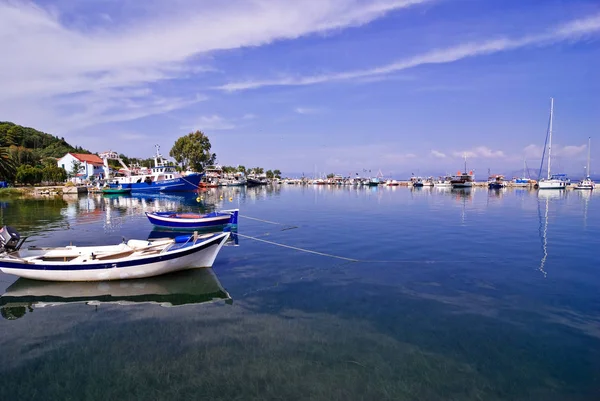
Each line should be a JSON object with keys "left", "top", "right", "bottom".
{"left": 0, "top": 226, "right": 230, "bottom": 282}
{"left": 422, "top": 177, "right": 434, "bottom": 187}
{"left": 538, "top": 98, "right": 569, "bottom": 190}
{"left": 146, "top": 209, "right": 239, "bottom": 230}
{"left": 512, "top": 158, "right": 532, "bottom": 187}
{"left": 247, "top": 172, "right": 268, "bottom": 186}
{"left": 101, "top": 186, "right": 131, "bottom": 195}
{"left": 451, "top": 155, "right": 474, "bottom": 188}
{"left": 488, "top": 175, "right": 506, "bottom": 189}
{"left": 575, "top": 137, "right": 595, "bottom": 190}
{"left": 434, "top": 176, "right": 452, "bottom": 187}
{"left": 411, "top": 175, "right": 424, "bottom": 187}
{"left": 367, "top": 177, "right": 380, "bottom": 186}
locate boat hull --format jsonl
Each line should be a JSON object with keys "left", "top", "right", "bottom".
{"left": 451, "top": 182, "right": 473, "bottom": 188}
{"left": 110, "top": 173, "right": 203, "bottom": 193}
{"left": 0, "top": 233, "right": 230, "bottom": 282}
{"left": 538, "top": 180, "right": 567, "bottom": 190}
{"left": 102, "top": 189, "right": 131, "bottom": 195}
{"left": 146, "top": 210, "right": 238, "bottom": 229}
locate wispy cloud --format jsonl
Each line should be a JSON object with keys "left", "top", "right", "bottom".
{"left": 524, "top": 143, "right": 587, "bottom": 159}
{"left": 294, "top": 107, "right": 322, "bottom": 115}
{"left": 0, "top": 0, "right": 429, "bottom": 130}
{"left": 184, "top": 115, "right": 236, "bottom": 131}
{"left": 217, "top": 13, "right": 600, "bottom": 92}
{"left": 452, "top": 147, "right": 505, "bottom": 159}
{"left": 242, "top": 113, "right": 257, "bottom": 120}
{"left": 430, "top": 149, "right": 446, "bottom": 158}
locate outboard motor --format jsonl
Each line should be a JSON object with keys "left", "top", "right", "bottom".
{"left": 0, "top": 226, "right": 21, "bottom": 253}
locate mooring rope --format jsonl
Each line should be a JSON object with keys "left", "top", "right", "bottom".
{"left": 238, "top": 215, "right": 285, "bottom": 225}
{"left": 236, "top": 233, "right": 360, "bottom": 262}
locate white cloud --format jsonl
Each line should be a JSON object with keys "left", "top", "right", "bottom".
{"left": 430, "top": 149, "right": 446, "bottom": 158}
{"left": 218, "top": 13, "right": 600, "bottom": 91}
{"left": 524, "top": 143, "right": 586, "bottom": 158}
{"left": 523, "top": 144, "right": 543, "bottom": 159}
{"left": 452, "top": 147, "right": 505, "bottom": 159}
{"left": 558, "top": 144, "right": 586, "bottom": 157}
{"left": 242, "top": 113, "right": 257, "bottom": 120}
{"left": 0, "top": 0, "right": 429, "bottom": 130}
{"left": 294, "top": 107, "right": 322, "bottom": 115}
{"left": 185, "top": 115, "right": 236, "bottom": 131}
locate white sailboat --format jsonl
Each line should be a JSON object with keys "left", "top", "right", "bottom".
{"left": 574, "top": 137, "right": 595, "bottom": 190}
{"left": 538, "top": 98, "right": 569, "bottom": 190}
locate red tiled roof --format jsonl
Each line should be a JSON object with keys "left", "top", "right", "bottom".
{"left": 70, "top": 153, "right": 104, "bottom": 166}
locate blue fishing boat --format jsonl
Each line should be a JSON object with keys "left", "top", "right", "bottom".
{"left": 145, "top": 209, "right": 239, "bottom": 230}
{"left": 101, "top": 146, "right": 203, "bottom": 193}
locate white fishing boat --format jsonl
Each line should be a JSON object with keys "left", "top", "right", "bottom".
{"left": 575, "top": 137, "right": 595, "bottom": 190}
{"left": 434, "top": 176, "right": 452, "bottom": 187}
{"left": 538, "top": 98, "right": 569, "bottom": 190}
{"left": 0, "top": 226, "right": 230, "bottom": 282}
{"left": 451, "top": 155, "right": 474, "bottom": 188}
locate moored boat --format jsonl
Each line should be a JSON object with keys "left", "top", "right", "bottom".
{"left": 575, "top": 137, "right": 595, "bottom": 190}
{"left": 537, "top": 98, "right": 569, "bottom": 190}
{"left": 145, "top": 209, "right": 239, "bottom": 230}
{"left": 451, "top": 155, "right": 474, "bottom": 188}
{"left": 0, "top": 226, "right": 230, "bottom": 282}
{"left": 488, "top": 175, "right": 506, "bottom": 189}
{"left": 101, "top": 186, "right": 132, "bottom": 195}
{"left": 100, "top": 146, "right": 203, "bottom": 193}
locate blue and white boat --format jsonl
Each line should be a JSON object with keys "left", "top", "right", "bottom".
{"left": 0, "top": 226, "right": 230, "bottom": 282}
{"left": 100, "top": 146, "right": 203, "bottom": 193}
{"left": 146, "top": 209, "right": 239, "bottom": 230}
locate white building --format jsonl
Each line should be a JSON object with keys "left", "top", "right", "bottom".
{"left": 57, "top": 153, "right": 105, "bottom": 182}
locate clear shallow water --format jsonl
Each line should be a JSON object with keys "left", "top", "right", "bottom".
{"left": 0, "top": 186, "right": 599, "bottom": 400}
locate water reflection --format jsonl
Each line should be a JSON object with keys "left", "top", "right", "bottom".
{"left": 0, "top": 268, "right": 231, "bottom": 320}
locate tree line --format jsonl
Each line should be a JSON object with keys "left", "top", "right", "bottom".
{"left": 0, "top": 125, "right": 282, "bottom": 185}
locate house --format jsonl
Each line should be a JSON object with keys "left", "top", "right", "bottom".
{"left": 57, "top": 153, "right": 105, "bottom": 182}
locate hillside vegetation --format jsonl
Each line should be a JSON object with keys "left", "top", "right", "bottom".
{"left": 0, "top": 122, "right": 90, "bottom": 183}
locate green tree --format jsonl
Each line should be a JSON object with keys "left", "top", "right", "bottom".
{"left": 70, "top": 161, "right": 83, "bottom": 178}
{"left": 266, "top": 170, "right": 274, "bottom": 179}
{"left": 327, "top": 173, "right": 335, "bottom": 179}
{"left": 42, "top": 165, "right": 67, "bottom": 184}
{"left": 237, "top": 165, "right": 246, "bottom": 174}
{"left": 0, "top": 147, "right": 16, "bottom": 181}
{"left": 40, "top": 157, "right": 59, "bottom": 168}
{"left": 273, "top": 169, "right": 282, "bottom": 179}
{"left": 16, "top": 165, "right": 43, "bottom": 185}
{"left": 251, "top": 167, "right": 264, "bottom": 175}
{"left": 169, "top": 130, "right": 216, "bottom": 172}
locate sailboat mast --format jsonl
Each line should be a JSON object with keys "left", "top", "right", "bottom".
{"left": 547, "top": 98, "right": 554, "bottom": 180}
{"left": 464, "top": 153, "right": 467, "bottom": 174}
{"left": 587, "top": 137, "right": 591, "bottom": 178}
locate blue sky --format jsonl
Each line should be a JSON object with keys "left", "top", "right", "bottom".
{"left": 1, "top": 0, "right": 599, "bottom": 177}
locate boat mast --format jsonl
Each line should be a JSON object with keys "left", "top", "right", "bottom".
{"left": 586, "top": 137, "right": 591, "bottom": 179}
{"left": 463, "top": 153, "right": 467, "bottom": 174}
{"left": 547, "top": 98, "right": 554, "bottom": 180}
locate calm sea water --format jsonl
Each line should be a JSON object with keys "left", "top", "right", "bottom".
{"left": 0, "top": 186, "right": 599, "bottom": 400}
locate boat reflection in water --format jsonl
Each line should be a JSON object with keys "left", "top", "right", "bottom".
{"left": 0, "top": 268, "right": 231, "bottom": 320}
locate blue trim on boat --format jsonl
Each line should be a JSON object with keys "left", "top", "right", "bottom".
{"left": 145, "top": 210, "right": 238, "bottom": 229}
{"left": 0, "top": 233, "right": 226, "bottom": 271}
{"left": 109, "top": 173, "right": 204, "bottom": 193}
